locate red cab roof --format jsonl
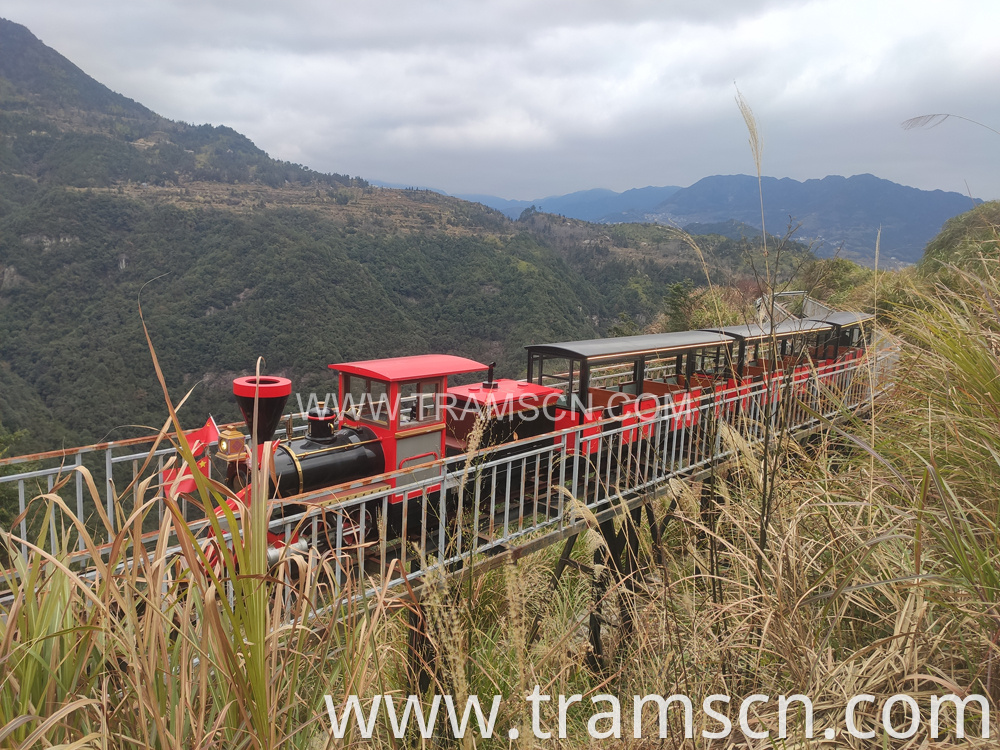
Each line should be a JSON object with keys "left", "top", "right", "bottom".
{"left": 329, "top": 354, "right": 488, "bottom": 382}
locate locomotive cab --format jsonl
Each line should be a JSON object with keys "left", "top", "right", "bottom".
{"left": 331, "top": 354, "right": 491, "bottom": 500}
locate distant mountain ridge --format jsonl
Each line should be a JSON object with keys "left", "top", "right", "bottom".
{"left": 464, "top": 175, "right": 980, "bottom": 264}
{"left": 456, "top": 186, "right": 682, "bottom": 223}
{"left": 640, "top": 174, "right": 979, "bottom": 264}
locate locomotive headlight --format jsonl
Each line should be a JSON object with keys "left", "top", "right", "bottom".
{"left": 216, "top": 428, "right": 246, "bottom": 462}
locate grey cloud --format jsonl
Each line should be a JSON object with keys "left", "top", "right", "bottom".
{"left": 4, "top": 0, "right": 1000, "bottom": 199}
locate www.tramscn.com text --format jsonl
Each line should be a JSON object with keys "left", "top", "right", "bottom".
{"left": 325, "top": 687, "right": 990, "bottom": 740}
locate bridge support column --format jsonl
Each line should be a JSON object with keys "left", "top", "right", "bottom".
{"left": 698, "top": 472, "right": 726, "bottom": 604}
{"left": 407, "top": 561, "right": 434, "bottom": 694}
{"left": 527, "top": 533, "right": 579, "bottom": 645}
{"left": 586, "top": 520, "right": 614, "bottom": 673}
{"left": 587, "top": 505, "right": 644, "bottom": 673}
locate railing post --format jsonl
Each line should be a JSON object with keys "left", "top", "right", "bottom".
{"left": 335, "top": 511, "right": 345, "bottom": 588}
{"left": 18, "top": 480, "right": 27, "bottom": 558}
{"left": 105, "top": 446, "right": 115, "bottom": 543}
{"left": 75, "top": 453, "right": 84, "bottom": 551}
{"left": 47, "top": 474, "right": 56, "bottom": 554}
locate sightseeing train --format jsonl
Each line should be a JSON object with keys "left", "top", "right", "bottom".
{"left": 206, "top": 309, "right": 873, "bottom": 561}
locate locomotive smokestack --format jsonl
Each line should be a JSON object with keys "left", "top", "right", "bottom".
{"left": 232, "top": 375, "right": 292, "bottom": 444}
{"left": 483, "top": 361, "right": 499, "bottom": 389}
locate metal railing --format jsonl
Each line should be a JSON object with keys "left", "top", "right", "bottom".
{"left": 0, "top": 416, "right": 313, "bottom": 557}
{"left": 0, "top": 345, "right": 896, "bottom": 596}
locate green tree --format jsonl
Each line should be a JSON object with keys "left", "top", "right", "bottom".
{"left": 607, "top": 312, "right": 640, "bottom": 337}
{"left": 661, "top": 280, "right": 697, "bottom": 332}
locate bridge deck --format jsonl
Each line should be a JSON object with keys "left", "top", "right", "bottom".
{"left": 0, "top": 347, "right": 896, "bottom": 599}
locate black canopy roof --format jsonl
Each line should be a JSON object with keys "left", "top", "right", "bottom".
{"left": 805, "top": 311, "right": 874, "bottom": 327}
{"left": 703, "top": 317, "right": 835, "bottom": 343}
{"left": 527, "top": 312, "right": 867, "bottom": 365}
{"left": 525, "top": 329, "right": 734, "bottom": 362}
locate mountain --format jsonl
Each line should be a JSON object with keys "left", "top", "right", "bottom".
{"left": 461, "top": 176, "right": 976, "bottom": 264}
{"left": 630, "top": 174, "right": 979, "bottom": 264}
{"left": 458, "top": 186, "right": 682, "bottom": 222}
{"left": 0, "top": 18, "right": 738, "bottom": 450}
{"left": 0, "top": 19, "right": 357, "bottom": 192}
{"left": 919, "top": 200, "right": 1000, "bottom": 271}
{"left": 0, "top": 18, "right": 153, "bottom": 119}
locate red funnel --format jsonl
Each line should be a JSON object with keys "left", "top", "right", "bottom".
{"left": 233, "top": 375, "right": 292, "bottom": 444}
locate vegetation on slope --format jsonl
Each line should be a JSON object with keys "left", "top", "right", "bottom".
{"left": 920, "top": 200, "right": 1000, "bottom": 273}
{"left": 0, "top": 189, "right": 604, "bottom": 446}
{"left": 0, "top": 125, "right": 797, "bottom": 452}
{"left": 4, "top": 174, "right": 782, "bottom": 449}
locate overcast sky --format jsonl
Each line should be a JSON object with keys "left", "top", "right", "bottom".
{"left": 6, "top": 1, "right": 1000, "bottom": 200}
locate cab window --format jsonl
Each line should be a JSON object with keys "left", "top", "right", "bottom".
{"left": 342, "top": 376, "right": 391, "bottom": 426}
{"left": 398, "top": 379, "right": 441, "bottom": 428}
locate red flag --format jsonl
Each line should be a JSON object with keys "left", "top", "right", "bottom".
{"left": 163, "top": 417, "right": 221, "bottom": 499}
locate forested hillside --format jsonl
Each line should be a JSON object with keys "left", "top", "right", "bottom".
{"left": 1, "top": 18, "right": 799, "bottom": 451}
{"left": 0, "top": 187, "right": 599, "bottom": 447}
